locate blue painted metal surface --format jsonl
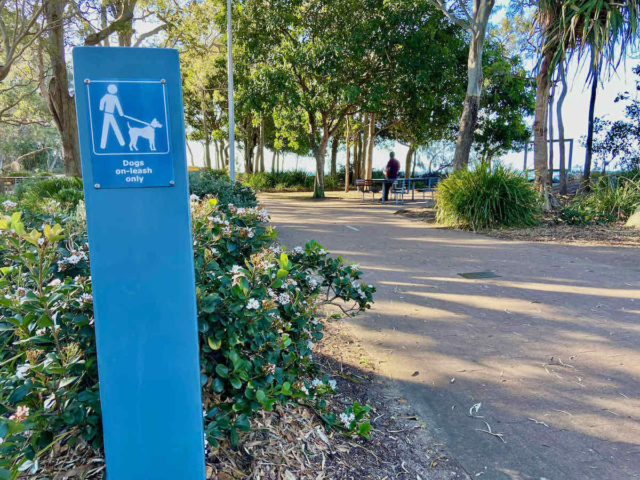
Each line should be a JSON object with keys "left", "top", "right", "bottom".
{"left": 73, "top": 47, "right": 205, "bottom": 480}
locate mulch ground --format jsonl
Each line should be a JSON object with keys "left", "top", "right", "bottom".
{"left": 396, "top": 207, "right": 640, "bottom": 248}
{"left": 28, "top": 318, "right": 468, "bottom": 480}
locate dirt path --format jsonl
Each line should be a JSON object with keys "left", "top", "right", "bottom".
{"left": 261, "top": 192, "right": 640, "bottom": 480}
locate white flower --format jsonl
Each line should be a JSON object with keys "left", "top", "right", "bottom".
{"left": 66, "top": 254, "right": 81, "bottom": 265}
{"left": 293, "top": 246, "right": 304, "bottom": 254}
{"left": 246, "top": 298, "right": 260, "bottom": 310}
{"left": 80, "top": 293, "right": 93, "bottom": 304}
{"left": 278, "top": 292, "right": 291, "bottom": 305}
{"left": 328, "top": 380, "right": 337, "bottom": 391}
{"left": 47, "top": 278, "right": 62, "bottom": 287}
{"left": 230, "top": 265, "right": 244, "bottom": 275}
{"left": 339, "top": 412, "right": 355, "bottom": 428}
{"left": 299, "top": 384, "right": 309, "bottom": 395}
{"left": 190, "top": 194, "right": 200, "bottom": 202}
{"left": 350, "top": 264, "right": 359, "bottom": 271}
{"left": 9, "top": 405, "right": 30, "bottom": 422}
{"left": 36, "top": 328, "right": 46, "bottom": 336}
{"left": 15, "top": 364, "right": 31, "bottom": 379}
{"left": 306, "top": 340, "right": 314, "bottom": 351}
{"left": 2, "top": 199, "right": 17, "bottom": 210}
{"left": 258, "top": 208, "right": 269, "bottom": 222}
{"left": 308, "top": 278, "right": 318, "bottom": 289}
{"left": 37, "top": 238, "right": 45, "bottom": 246}
{"left": 319, "top": 248, "right": 327, "bottom": 255}
{"left": 311, "top": 378, "right": 323, "bottom": 388}
{"left": 210, "top": 247, "right": 218, "bottom": 255}
{"left": 236, "top": 207, "right": 246, "bottom": 215}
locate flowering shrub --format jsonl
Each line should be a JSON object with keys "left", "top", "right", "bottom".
{"left": 0, "top": 193, "right": 375, "bottom": 476}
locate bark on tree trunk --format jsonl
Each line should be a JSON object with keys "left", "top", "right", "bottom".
{"left": 354, "top": 132, "right": 361, "bottom": 181}
{"left": 201, "top": 93, "right": 211, "bottom": 169}
{"left": 533, "top": 48, "right": 553, "bottom": 208}
{"left": 259, "top": 118, "right": 265, "bottom": 173}
{"left": 271, "top": 150, "right": 276, "bottom": 173}
{"left": 584, "top": 71, "right": 598, "bottom": 190}
{"left": 366, "top": 113, "right": 375, "bottom": 179}
{"left": 405, "top": 142, "right": 416, "bottom": 179}
{"left": 42, "top": 0, "right": 81, "bottom": 177}
{"left": 548, "top": 81, "right": 555, "bottom": 186}
{"left": 557, "top": 62, "right": 568, "bottom": 195}
{"left": 345, "top": 117, "right": 351, "bottom": 192}
{"left": 330, "top": 136, "right": 338, "bottom": 177}
{"left": 452, "top": 0, "right": 494, "bottom": 171}
{"left": 362, "top": 114, "right": 370, "bottom": 179}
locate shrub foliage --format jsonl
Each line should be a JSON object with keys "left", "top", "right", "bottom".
{"left": 560, "top": 174, "right": 640, "bottom": 224}
{"left": 0, "top": 189, "right": 374, "bottom": 476}
{"left": 436, "top": 163, "right": 542, "bottom": 230}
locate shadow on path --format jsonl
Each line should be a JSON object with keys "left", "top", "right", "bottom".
{"left": 262, "top": 193, "right": 640, "bottom": 480}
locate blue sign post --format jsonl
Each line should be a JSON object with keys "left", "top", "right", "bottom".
{"left": 73, "top": 47, "right": 205, "bottom": 480}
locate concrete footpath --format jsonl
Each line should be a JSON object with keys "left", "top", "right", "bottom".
{"left": 261, "top": 193, "right": 640, "bottom": 480}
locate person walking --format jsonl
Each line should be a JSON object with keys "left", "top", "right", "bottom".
{"left": 382, "top": 151, "right": 400, "bottom": 202}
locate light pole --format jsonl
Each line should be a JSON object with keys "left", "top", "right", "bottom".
{"left": 226, "top": 0, "right": 236, "bottom": 182}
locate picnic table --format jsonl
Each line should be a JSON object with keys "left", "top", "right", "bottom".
{"left": 356, "top": 177, "right": 439, "bottom": 204}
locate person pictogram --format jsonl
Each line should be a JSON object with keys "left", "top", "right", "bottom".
{"left": 99, "top": 84, "right": 125, "bottom": 149}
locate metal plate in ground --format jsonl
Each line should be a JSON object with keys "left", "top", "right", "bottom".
{"left": 458, "top": 271, "right": 500, "bottom": 279}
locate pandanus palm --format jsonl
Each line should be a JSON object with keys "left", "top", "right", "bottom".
{"left": 560, "top": 0, "right": 640, "bottom": 187}
{"left": 538, "top": 0, "right": 640, "bottom": 191}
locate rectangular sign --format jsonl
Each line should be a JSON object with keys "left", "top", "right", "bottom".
{"left": 73, "top": 47, "right": 205, "bottom": 480}
{"left": 82, "top": 77, "right": 174, "bottom": 188}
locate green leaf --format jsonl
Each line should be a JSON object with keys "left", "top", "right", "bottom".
{"left": 215, "top": 364, "right": 229, "bottom": 378}
{"left": 230, "top": 377, "right": 242, "bottom": 389}
{"left": 207, "top": 337, "right": 221, "bottom": 350}
{"left": 358, "top": 422, "right": 371, "bottom": 438}
{"left": 255, "top": 389, "right": 266, "bottom": 403}
{"left": 0, "top": 468, "right": 11, "bottom": 480}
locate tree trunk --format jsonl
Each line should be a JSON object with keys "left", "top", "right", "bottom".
{"left": 201, "top": 93, "right": 211, "bottom": 169}
{"left": 354, "top": 132, "right": 361, "bottom": 181}
{"left": 362, "top": 114, "right": 370, "bottom": 179}
{"left": 330, "top": 135, "right": 338, "bottom": 177}
{"left": 548, "top": 81, "right": 555, "bottom": 186}
{"left": 42, "top": 0, "right": 81, "bottom": 177}
{"left": 557, "top": 61, "right": 568, "bottom": 195}
{"left": 405, "top": 142, "right": 416, "bottom": 179}
{"left": 452, "top": 0, "right": 495, "bottom": 171}
{"left": 271, "top": 149, "right": 276, "bottom": 173}
{"left": 366, "top": 113, "right": 375, "bottom": 179}
{"left": 345, "top": 117, "right": 351, "bottom": 192}
{"left": 584, "top": 71, "right": 598, "bottom": 190}
{"left": 259, "top": 118, "right": 265, "bottom": 173}
{"left": 533, "top": 48, "right": 553, "bottom": 208}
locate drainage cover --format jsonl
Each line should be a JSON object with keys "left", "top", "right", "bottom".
{"left": 458, "top": 271, "right": 500, "bottom": 279}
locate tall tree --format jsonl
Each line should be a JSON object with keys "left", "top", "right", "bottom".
{"left": 430, "top": 0, "right": 496, "bottom": 170}
{"left": 0, "top": 0, "right": 45, "bottom": 83}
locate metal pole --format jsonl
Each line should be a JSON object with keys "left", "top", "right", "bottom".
{"left": 226, "top": 0, "right": 236, "bottom": 182}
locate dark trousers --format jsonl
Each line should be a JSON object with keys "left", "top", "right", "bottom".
{"left": 383, "top": 180, "right": 394, "bottom": 201}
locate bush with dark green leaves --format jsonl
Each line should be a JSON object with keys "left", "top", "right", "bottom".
{"left": 0, "top": 191, "right": 374, "bottom": 476}
{"left": 436, "top": 163, "right": 542, "bottom": 230}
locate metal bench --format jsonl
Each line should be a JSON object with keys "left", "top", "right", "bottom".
{"left": 417, "top": 177, "right": 440, "bottom": 200}
{"left": 355, "top": 179, "right": 380, "bottom": 201}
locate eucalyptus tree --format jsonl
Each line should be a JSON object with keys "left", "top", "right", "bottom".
{"left": 428, "top": 0, "right": 497, "bottom": 171}
{"left": 0, "top": 0, "right": 46, "bottom": 83}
